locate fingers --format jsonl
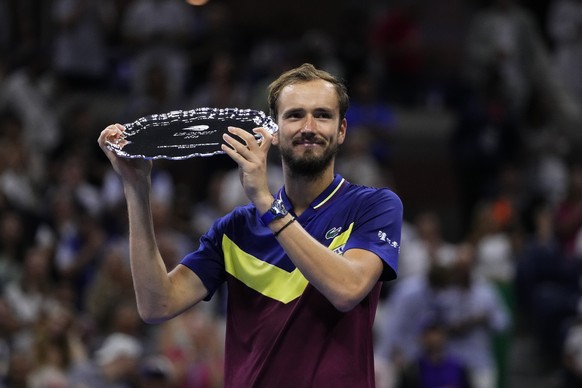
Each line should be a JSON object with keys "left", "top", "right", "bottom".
{"left": 222, "top": 126, "right": 270, "bottom": 159}
{"left": 224, "top": 126, "right": 255, "bottom": 151}
{"left": 223, "top": 126, "right": 271, "bottom": 149}
{"left": 222, "top": 127, "right": 249, "bottom": 155}
{"left": 98, "top": 123, "right": 127, "bottom": 151}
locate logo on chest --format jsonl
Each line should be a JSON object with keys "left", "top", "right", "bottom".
{"left": 325, "top": 226, "right": 342, "bottom": 240}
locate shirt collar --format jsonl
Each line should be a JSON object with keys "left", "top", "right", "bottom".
{"left": 278, "top": 174, "right": 347, "bottom": 214}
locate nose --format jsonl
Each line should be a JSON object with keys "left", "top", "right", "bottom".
{"left": 301, "top": 114, "right": 315, "bottom": 132}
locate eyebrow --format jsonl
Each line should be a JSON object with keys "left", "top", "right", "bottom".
{"left": 282, "top": 108, "right": 305, "bottom": 117}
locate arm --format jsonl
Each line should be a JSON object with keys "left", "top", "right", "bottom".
{"left": 269, "top": 218, "right": 384, "bottom": 312}
{"left": 98, "top": 124, "right": 208, "bottom": 323}
{"left": 222, "top": 126, "right": 388, "bottom": 312}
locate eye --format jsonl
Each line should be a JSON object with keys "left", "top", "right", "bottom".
{"left": 315, "top": 112, "right": 332, "bottom": 119}
{"left": 314, "top": 110, "right": 333, "bottom": 119}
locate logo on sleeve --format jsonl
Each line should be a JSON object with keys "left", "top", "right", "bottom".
{"left": 378, "top": 230, "right": 399, "bottom": 249}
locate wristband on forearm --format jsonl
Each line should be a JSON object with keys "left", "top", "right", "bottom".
{"left": 273, "top": 216, "right": 296, "bottom": 237}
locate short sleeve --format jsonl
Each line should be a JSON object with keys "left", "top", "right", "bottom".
{"left": 344, "top": 189, "right": 403, "bottom": 280}
{"left": 180, "top": 217, "right": 228, "bottom": 301}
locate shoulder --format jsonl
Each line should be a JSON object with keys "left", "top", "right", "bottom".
{"left": 346, "top": 182, "right": 402, "bottom": 201}
{"left": 205, "top": 203, "right": 257, "bottom": 237}
{"left": 345, "top": 183, "right": 403, "bottom": 212}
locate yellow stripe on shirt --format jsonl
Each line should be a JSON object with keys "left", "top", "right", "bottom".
{"left": 222, "top": 221, "right": 355, "bottom": 304}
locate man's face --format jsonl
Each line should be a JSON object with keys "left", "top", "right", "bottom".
{"left": 273, "top": 79, "right": 346, "bottom": 178}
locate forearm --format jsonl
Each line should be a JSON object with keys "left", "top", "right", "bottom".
{"left": 124, "top": 182, "right": 178, "bottom": 322}
{"left": 269, "top": 215, "right": 382, "bottom": 312}
{"left": 97, "top": 124, "right": 203, "bottom": 321}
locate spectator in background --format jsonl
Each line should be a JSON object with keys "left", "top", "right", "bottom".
{"left": 512, "top": 165, "right": 582, "bottom": 363}
{"left": 4, "top": 346, "right": 32, "bottom": 388}
{"left": 138, "top": 354, "right": 177, "bottom": 388}
{"left": 106, "top": 302, "right": 147, "bottom": 352}
{"left": 0, "top": 111, "right": 42, "bottom": 214}
{"left": 0, "top": 211, "right": 27, "bottom": 290}
{"left": 555, "top": 163, "right": 582, "bottom": 258}
{"left": 188, "top": 2, "right": 240, "bottom": 90}
{"left": 336, "top": 129, "right": 384, "bottom": 188}
{"left": 515, "top": 198, "right": 561, "bottom": 321}
{"left": 1, "top": 0, "right": 46, "bottom": 72}
{"left": 26, "top": 302, "right": 87, "bottom": 388}
{"left": 84, "top": 241, "right": 135, "bottom": 331}
{"left": 449, "top": 71, "right": 521, "bottom": 233}
{"left": 51, "top": 0, "right": 117, "bottom": 92}
{"left": 515, "top": 196, "right": 580, "bottom": 360}
{"left": 547, "top": 0, "right": 582, "bottom": 108}
{"left": 190, "top": 171, "right": 231, "bottom": 242}
{"left": 396, "top": 319, "right": 472, "bottom": 388}
{"left": 151, "top": 198, "right": 196, "bottom": 268}
{"left": 39, "top": 187, "right": 106, "bottom": 311}
{"left": 52, "top": 100, "right": 109, "bottom": 206}
{"left": 101, "top": 164, "right": 175, "bottom": 217}
{"left": 344, "top": 72, "right": 397, "bottom": 171}
{"left": 156, "top": 306, "right": 224, "bottom": 387}
{"left": 442, "top": 242, "right": 511, "bottom": 388}
{"left": 0, "top": 297, "right": 16, "bottom": 383}
{"left": 121, "top": 0, "right": 195, "bottom": 100}
{"left": 333, "top": 3, "right": 373, "bottom": 84}
{"left": 397, "top": 211, "right": 457, "bottom": 279}
{"left": 51, "top": 152, "right": 104, "bottom": 217}
{"left": 521, "top": 91, "right": 570, "bottom": 207}
{"left": 464, "top": 0, "right": 564, "bottom": 118}
{"left": 369, "top": 0, "right": 426, "bottom": 106}
{"left": 68, "top": 332, "right": 143, "bottom": 387}
{"left": 376, "top": 258, "right": 452, "bottom": 383}
{"left": 3, "top": 246, "right": 60, "bottom": 354}
{"left": 119, "top": 61, "right": 189, "bottom": 124}
{"left": 562, "top": 314, "right": 582, "bottom": 388}
{"left": 190, "top": 51, "right": 249, "bottom": 109}
{"left": 468, "top": 196, "right": 518, "bottom": 289}
{"left": 0, "top": 51, "right": 61, "bottom": 160}
{"left": 296, "top": 29, "right": 344, "bottom": 80}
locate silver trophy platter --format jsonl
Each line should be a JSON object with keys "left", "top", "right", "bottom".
{"left": 106, "top": 107, "right": 278, "bottom": 160}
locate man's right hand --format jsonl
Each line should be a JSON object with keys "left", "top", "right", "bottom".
{"left": 98, "top": 123, "right": 153, "bottom": 185}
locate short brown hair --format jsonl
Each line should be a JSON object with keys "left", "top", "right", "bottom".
{"left": 267, "top": 63, "right": 349, "bottom": 120}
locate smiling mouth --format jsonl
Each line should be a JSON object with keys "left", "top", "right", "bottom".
{"left": 293, "top": 139, "right": 324, "bottom": 146}
{"left": 297, "top": 142, "right": 318, "bottom": 146}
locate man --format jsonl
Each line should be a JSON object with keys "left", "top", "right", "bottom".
{"left": 98, "top": 63, "right": 403, "bottom": 387}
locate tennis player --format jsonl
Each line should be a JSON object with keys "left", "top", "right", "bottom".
{"left": 98, "top": 63, "right": 403, "bottom": 387}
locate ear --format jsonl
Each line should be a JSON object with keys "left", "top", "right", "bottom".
{"left": 337, "top": 118, "right": 347, "bottom": 145}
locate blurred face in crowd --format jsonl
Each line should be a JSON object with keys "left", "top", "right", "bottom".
{"left": 273, "top": 79, "right": 346, "bottom": 179}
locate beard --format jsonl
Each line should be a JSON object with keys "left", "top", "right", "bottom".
{"left": 279, "top": 135, "right": 338, "bottom": 180}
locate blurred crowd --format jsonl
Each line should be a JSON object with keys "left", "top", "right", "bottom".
{"left": 0, "top": 0, "right": 582, "bottom": 387}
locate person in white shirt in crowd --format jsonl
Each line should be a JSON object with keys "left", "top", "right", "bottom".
{"left": 442, "top": 242, "right": 511, "bottom": 388}
{"left": 397, "top": 211, "right": 457, "bottom": 279}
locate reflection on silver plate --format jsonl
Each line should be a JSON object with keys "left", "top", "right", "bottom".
{"left": 106, "top": 107, "right": 278, "bottom": 160}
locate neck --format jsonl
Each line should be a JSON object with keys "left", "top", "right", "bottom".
{"left": 282, "top": 165, "right": 335, "bottom": 216}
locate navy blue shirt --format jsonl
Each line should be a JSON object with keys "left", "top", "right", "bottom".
{"left": 181, "top": 174, "right": 403, "bottom": 387}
